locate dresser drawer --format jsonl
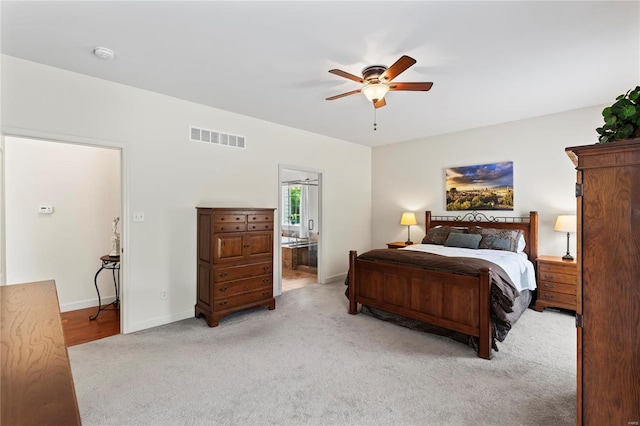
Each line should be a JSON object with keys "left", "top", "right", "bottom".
{"left": 248, "top": 214, "right": 273, "bottom": 222}
{"left": 538, "top": 290, "right": 576, "bottom": 306}
{"left": 539, "top": 281, "right": 576, "bottom": 295}
{"left": 214, "top": 275, "right": 272, "bottom": 298}
{"left": 538, "top": 264, "right": 576, "bottom": 285}
{"left": 214, "top": 262, "right": 272, "bottom": 282}
{"left": 215, "top": 214, "right": 246, "bottom": 224}
{"left": 214, "top": 223, "right": 247, "bottom": 233}
{"left": 214, "top": 288, "right": 273, "bottom": 311}
{"left": 248, "top": 222, "right": 274, "bottom": 231}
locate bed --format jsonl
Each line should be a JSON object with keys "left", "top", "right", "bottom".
{"left": 346, "top": 210, "right": 538, "bottom": 359}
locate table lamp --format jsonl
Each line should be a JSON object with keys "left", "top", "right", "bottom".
{"left": 400, "top": 212, "right": 417, "bottom": 245}
{"left": 554, "top": 214, "right": 576, "bottom": 260}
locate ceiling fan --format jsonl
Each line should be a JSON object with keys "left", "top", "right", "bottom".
{"left": 326, "top": 55, "right": 433, "bottom": 109}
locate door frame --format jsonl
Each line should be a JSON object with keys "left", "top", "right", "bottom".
{"left": 277, "top": 165, "right": 324, "bottom": 295}
{"left": 0, "top": 126, "right": 130, "bottom": 333}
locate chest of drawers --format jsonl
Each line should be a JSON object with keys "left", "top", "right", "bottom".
{"left": 534, "top": 255, "right": 577, "bottom": 312}
{"left": 195, "top": 208, "right": 276, "bottom": 327}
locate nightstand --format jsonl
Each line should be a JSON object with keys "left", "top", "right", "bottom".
{"left": 386, "top": 242, "right": 414, "bottom": 249}
{"left": 535, "top": 255, "right": 577, "bottom": 312}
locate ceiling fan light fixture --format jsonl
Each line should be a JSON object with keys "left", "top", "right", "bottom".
{"left": 362, "top": 83, "right": 389, "bottom": 103}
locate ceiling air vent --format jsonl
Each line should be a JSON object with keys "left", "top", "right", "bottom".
{"left": 189, "top": 126, "right": 246, "bottom": 149}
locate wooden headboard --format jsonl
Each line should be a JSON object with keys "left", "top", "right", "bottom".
{"left": 425, "top": 210, "right": 539, "bottom": 262}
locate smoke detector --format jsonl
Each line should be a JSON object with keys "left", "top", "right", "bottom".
{"left": 93, "top": 46, "right": 115, "bottom": 60}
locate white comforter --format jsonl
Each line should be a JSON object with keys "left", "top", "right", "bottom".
{"left": 399, "top": 244, "right": 537, "bottom": 292}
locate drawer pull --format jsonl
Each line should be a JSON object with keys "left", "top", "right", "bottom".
{"left": 262, "top": 291, "right": 270, "bottom": 297}
{"left": 243, "top": 244, "right": 250, "bottom": 248}
{"left": 544, "top": 293, "right": 556, "bottom": 300}
{"left": 544, "top": 283, "right": 556, "bottom": 289}
{"left": 262, "top": 278, "right": 270, "bottom": 283}
{"left": 218, "top": 286, "right": 228, "bottom": 292}
{"left": 218, "top": 272, "right": 228, "bottom": 278}
{"left": 263, "top": 266, "right": 270, "bottom": 271}
{"left": 218, "top": 301, "right": 228, "bottom": 306}
{"left": 236, "top": 217, "right": 241, "bottom": 220}
{"left": 543, "top": 274, "right": 556, "bottom": 280}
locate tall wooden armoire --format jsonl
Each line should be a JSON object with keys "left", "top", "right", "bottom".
{"left": 566, "top": 139, "right": 640, "bottom": 425}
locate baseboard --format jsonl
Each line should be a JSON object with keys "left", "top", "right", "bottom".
{"left": 324, "top": 272, "right": 347, "bottom": 284}
{"left": 125, "top": 309, "right": 194, "bottom": 334}
{"left": 60, "top": 295, "right": 117, "bottom": 313}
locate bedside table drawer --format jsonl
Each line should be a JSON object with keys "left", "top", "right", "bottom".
{"left": 538, "top": 291, "right": 576, "bottom": 306}
{"left": 538, "top": 265, "right": 576, "bottom": 285}
{"left": 539, "top": 281, "right": 576, "bottom": 295}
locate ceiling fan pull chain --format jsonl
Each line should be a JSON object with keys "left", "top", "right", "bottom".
{"left": 373, "top": 106, "right": 377, "bottom": 131}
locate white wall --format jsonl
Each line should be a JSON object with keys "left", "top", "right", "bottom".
{"left": 1, "top": 55, "right": 372, "bottom": 333}
{"left": 371, "top": 106, "right": 605, "bottom": 258}
{"left": 5, "top": 137, "right": 120, "bottom": 310}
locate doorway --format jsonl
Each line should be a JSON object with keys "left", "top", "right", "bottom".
{"left": 280, "top": 168, "right": 321, "bottom": 292}
{"left": 3, "top": 135, "right": 122, "bottom": 339}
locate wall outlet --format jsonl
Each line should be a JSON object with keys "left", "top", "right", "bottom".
{"left": 161, "top": 290, "right": 168, "bottom": 300}
{"left": 133, "top": 211, "right": 145, "bottom": 222}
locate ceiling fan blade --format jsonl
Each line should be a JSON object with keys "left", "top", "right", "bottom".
{"left": 326, "top": 89, "right": 362, "bottom": 101}
{"left": 389, "top": 82, "right": 433, "bottom": 91}
{"left": 328, "top": 69, "right": 364, "bottom": 83}
{"left": 374, "top": 98, "right": 386, "bottom": 109}
{"left": 380, "top": 55, "right": 416, "bottom": 82}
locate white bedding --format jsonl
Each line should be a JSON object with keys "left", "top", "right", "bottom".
{"left": 399, "top": 243, "right": 537, "bottom": 292}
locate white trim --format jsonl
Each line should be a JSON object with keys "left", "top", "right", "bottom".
{"left": 324, "top": 273, "right": 347, "bottom": 284}
{"left": 0, "top": 133, "right": 5, "bottom": 285}
{"left": 60, "top": 296, "right": 117, "bottom": 313}
{"left": 126, "top": 309, "right": 194, "bottom": 334}
{"left": 0, "top": 125, "right": 130, "bottom": 333}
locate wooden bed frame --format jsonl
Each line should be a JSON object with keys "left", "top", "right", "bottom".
{"left": 348, "top": 210, "right": 538, "bottom": 359}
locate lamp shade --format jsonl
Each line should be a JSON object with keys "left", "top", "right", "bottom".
{"left": 554, "top": 215, "right": 576, "bottom": 233}
{"left": 362, "top": 83, "right": 389, "bottom": 103}
{"left": 400, "top": 212, "right": 417, "bottom": 226}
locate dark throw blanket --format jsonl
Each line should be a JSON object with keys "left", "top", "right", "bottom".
{"left": 345, "top": 249, "right": 522, "bottom": 352}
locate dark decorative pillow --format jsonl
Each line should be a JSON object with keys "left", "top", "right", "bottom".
{"left": 444, "top": 233, "right": 482, "bottom": 249}
{"left": 466, "top": 226, "right": 483, "bottom": 235}
{"left": 422, "top": 226, "right": 466, "bottom": 245}
{"left": 423, "top": 226, "right": 451, "bottom": 245}
{"left": 478, "top": 228, "right": 523, "bottom": 252}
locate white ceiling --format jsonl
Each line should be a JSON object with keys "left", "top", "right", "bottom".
{"left": 1, "top": 1, "right": 638, "bottom": 147}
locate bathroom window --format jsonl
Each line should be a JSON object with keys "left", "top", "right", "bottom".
{"left": 282, "top": 185, "right": 301, "bottom": 225}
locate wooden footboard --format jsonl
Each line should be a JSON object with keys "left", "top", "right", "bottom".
{"left": 348, "top": 250, "right": 493, "bottom": 359}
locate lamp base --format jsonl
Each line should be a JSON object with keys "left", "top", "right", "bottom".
{"left": 405, "top": 240, "right": 413, "bottom": 245}
{"left": 562, "top": 253, "right": 574, "bottom": 261}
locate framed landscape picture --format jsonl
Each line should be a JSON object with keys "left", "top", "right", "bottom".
{"left": 445, "top": 161, "right": 514, "bottom": 211}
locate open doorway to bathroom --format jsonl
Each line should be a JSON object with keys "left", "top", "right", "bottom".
{"left": 280, "top": 168, "right": 320, "bottom": 292}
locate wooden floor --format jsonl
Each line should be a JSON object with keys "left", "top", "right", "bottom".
{"left": 61, "top": 305, "right": 120, "bottom": 347}
{"left": 282, "top": 268, "right": 317, "bottom": 292}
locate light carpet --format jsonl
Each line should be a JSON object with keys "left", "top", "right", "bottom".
{"left": 68, "top": 279, "right": 576, "bottom": 425}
